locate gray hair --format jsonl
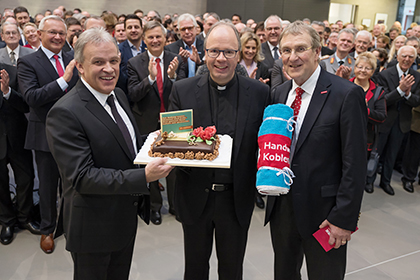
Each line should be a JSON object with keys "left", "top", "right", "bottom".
{"left": 356, "top": 30, "right": 372, "bottom": 42}
{"left": 178, "top": 13, "right": 197, "bottom": 28}
{"left": 204, "top": 21, "right": 241, "bottom": 51}
{"left": 1, "top": 21, "right": 18, "bottom": 34}
{"left": 264, "top": 15, "right": 282, "bottom": 29}
{"left": 338, "top": 28, "right": 356, "bottom": 43}
{"left": 280, "top": 20, "right": 321, "bottom": 50}
{"left": 39, "top": 15, "right": 66, "bottom": 31}
{"left": 311, "top": 21, "right": 325, "bottom": 28}
{"left": 74, "top": 27, "right": 118, "bottom": 63}
{"left": 204, "top": 12, "right": 220, "bottom": 23}
{"left": 143, "top": 21, "right": 167, "bottom": 36}
{"left": 84, "top": 16, "right": 105, "bottom": 30}
{"left": 398, "top": 45, "right": 417, "bottom": 57}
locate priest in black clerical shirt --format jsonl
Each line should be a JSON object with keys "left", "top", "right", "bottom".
{"left": 168, "top": 22, "right": 270, "bottom": 280}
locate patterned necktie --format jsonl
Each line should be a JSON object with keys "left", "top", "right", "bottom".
{"left": 155, "top": 58, "right": 165, "bottom": 112}
{"left": 273, "top": 46, "right": 279, "bottom": 60}
{"left": 106, "top": 95, "right": 136, "bottom": 158}
{"left": 10, "top": 51, "right": 16, "bottom": 66}
{"left": 53, "top": 55, "right": 64, "bottom": 77}
{"left": 291, "top": 87, "right": 304, "bottom": 118}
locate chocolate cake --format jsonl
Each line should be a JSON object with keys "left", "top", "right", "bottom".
{"left": 148, "top": 128, "right": 220, "bottom": 161}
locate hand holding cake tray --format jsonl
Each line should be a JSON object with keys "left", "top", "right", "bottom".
{"left": 134, "top": 109, "right": 233, "bottom": 168}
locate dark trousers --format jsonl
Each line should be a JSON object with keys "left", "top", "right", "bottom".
{"left": 402, "top": 130, "right": 420, "bottom": 182}
{"left": 270, "top": 194, "right": 347, "bottom": 280}
{"left": 375, "top": 120, "right": 406, "bottom": 185}
{"left": 0, "top": 142, "right": 34, "bottom": 226}
{"left": 71, "top": 236, "right": 135, "bottom": 280}
{"left": 150, "top": 169, "right": 176, "bottom": 212}
{"left": 35, "top": 150, "right": 60, "bottom": 235}
{"left": 182, "top": 189, "right": 249, "bottom": 280}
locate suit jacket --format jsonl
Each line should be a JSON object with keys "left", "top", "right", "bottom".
{"left": 261, "top": 41, "right": 276, "bottom": 70}
{"left": 45, "top": 80, "right": 150, "bottom": 253}
{"left": 127, "top": 51, "right": 178, "bottom": 134}
{"left": 376, "top": 65, "right": 420, "bottom": 134}
{"left": 319, "top": 53, "right": 355, "bottom": 78}
{"left": 62, "top": 40, "right": 72, "bottom": 53}
{"left": 164, "top": 38, "right": 205, "bottom": 78}
{"left": 0, "top": 46, "right": 34, "bottom": 66}
{"left": 271, "top": 59, "right": 289, "bottom": 91}
{"left": 321, "top": 46, "right": 334, "bottom": 57}
{"left": 0, "top": 63, "right": 29, "bottom": 159}
{"left": 117, "top": 40, "right": 147, "bottom": 94}
{"left": 169, "top": 74, "right": 270, "bottom": 227}
{"left": 17, "top": 48, "right": 79, "bottom": 151}
{"left": 265, "top": 68, "right": 367, "bottom": 238}
{"left": 387, "top": 57, "right": 420, "bottom": 70}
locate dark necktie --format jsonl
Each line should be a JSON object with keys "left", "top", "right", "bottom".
{"left": 155, "top": 58, "right": 165, "bottom": 112}
{"left": 273, "top": 46, "right": 279, "bottom": 60}
{"left": 53, "top": 54, "right": 64, "bottom": 77}
{"left": 338, "top": 60, "right": 344, "bottom": 66}
{"left": 10, "top": 51, "right": 16, "bottom": 66}
{"left": 106, "top": 95, "right": 136, "bottom": 158}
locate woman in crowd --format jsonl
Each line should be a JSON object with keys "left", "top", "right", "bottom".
{"left": 372, "top": 48, "right": 389, "bottom": 72}
{"left": 350, "top": 52, "right": 387, "bottom": 193}
{"left": 388, "top": 35, "right": 406, "bottom": 63}
{"left": 165, "top": 30, "right": 178, "bottom": 45}
{"left": 23, "top": 23, "right": 41, "bottom": 50}
{"left": 376, "top": 35, "right": 390, "bottom": 52}
{"left": 238, "top": 32, "right": 270, "bottom": 83}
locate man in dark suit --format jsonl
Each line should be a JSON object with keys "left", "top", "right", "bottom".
{"left": 45, "top": 28, "right": 173, "bottom": 280}
{"left": 17, "top": 15, "right": 78, "bottom": 254}
{"left": 117, "top": 14, "right": 147, "bottom": 94}
{"left": 0, "top": 63, "right": 39, "bottom": 245}
{"left": 265, "top": 21, "right": 367, "bottom": 279}
{"left": 13, "top": 6, "right": 30, "bottom": 46}
{"left": 165, "top": 13, "right": 204, "bottom": 78}
{"left": 310, "top": 21, "right": 334, "bottom": 57}
{"left": 261, "top": 15, "right": 282, "bottom": 70}
{"left": 127, "top": 21, "right": 180, "bottom": 225}
{"left": 349, "top": 30, "right": 372, "bottom": 59}
{"left": 63, "top": 17, "right": 82, "bottom": 52}
{"left": 169, "top": 22, "right": 270, "bottom": 279}
{"left": 372, "top": 45, "right": 420, "bottom": 195}
{"left": 196, "top": 13, "right": 219, "bottom": 42}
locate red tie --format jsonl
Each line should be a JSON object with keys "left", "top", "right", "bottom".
{"left": 291, "top": 87, "right": 304, "bottom": 117}
{"left": 53, "top": 54, "right": 64, "bottom": 77}
{"left": 155, "top": 58, "right": 165, "bottom": 112}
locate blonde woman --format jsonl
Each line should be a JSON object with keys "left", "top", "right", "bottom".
{"left": 388, "top": 35, "right": 406, "bottom": 63}
{"left": 239, "top": 32, "right": 270, "bottom": 83}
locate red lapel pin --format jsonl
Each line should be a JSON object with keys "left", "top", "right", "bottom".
{"left": 321, "top": 91, "right": 328, "bottom": 94}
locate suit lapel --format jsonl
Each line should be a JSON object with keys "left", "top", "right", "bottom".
{"left": 78, "top": 81, "right": 134, "bottom": 159}
{"left": 233, "top": 76, "right": 252, "bottom": 161}
{"left": 195, "top": 74, "right": 212, "bottom": 126}
{"left": 294, "top": 70, "right": 331, "bottom": 155}
{"left": 37, "top": 49, "right": 60, "bottom": 81}
{"left": 390, "top": 66, "right": 400, "bottom": 88}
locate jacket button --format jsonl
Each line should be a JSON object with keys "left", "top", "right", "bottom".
{"left": 205, "top": 188, "right": 209, "bottom": 193}
{"left": 133, "top": 202, "right": 138, "bottom": 206}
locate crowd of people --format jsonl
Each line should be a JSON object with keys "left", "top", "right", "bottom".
{"left": 1, "top": 4, "right": 420, "bottom": 280}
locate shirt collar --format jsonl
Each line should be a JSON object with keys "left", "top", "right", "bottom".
{"left": 183, "top": 38, "right": 197, "bottom": 49}
{"left": 147, "top": 50, "right": 164, "bottom": 61}
{"left": 41, "top": 44, "right": 63, "bottom": 59}
{"left": 6, "top": 45, "right": 19, "bottom": 56}
{"left": 396, "top": 63, "right": 409, "bottom": 77}
{"left": 80, "top": 77, "right": 115, "bottom": 107}
{"left": 267, "top": 41, "right": 279, "bottom": 51}
{"left": 291, "top": 65, "right": 321, "bottom": 96}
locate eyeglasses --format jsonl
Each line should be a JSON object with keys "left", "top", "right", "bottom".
{"left": 179, "top": 26, "right": 194, "bottom": 32}
{"left": 280, "top": 46, "right": 312, "bottom": 57}
{"left": 206, "top": 48, "right": 239, "bottom": 59}
{"left": 355, "top": 65, "right": 373, "bottom": 71}
{"left": 3, "top": 31, "right": 18, "bottom": 36}
{"left": 40, "top": 29, "right": 66, "bottom": 37}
